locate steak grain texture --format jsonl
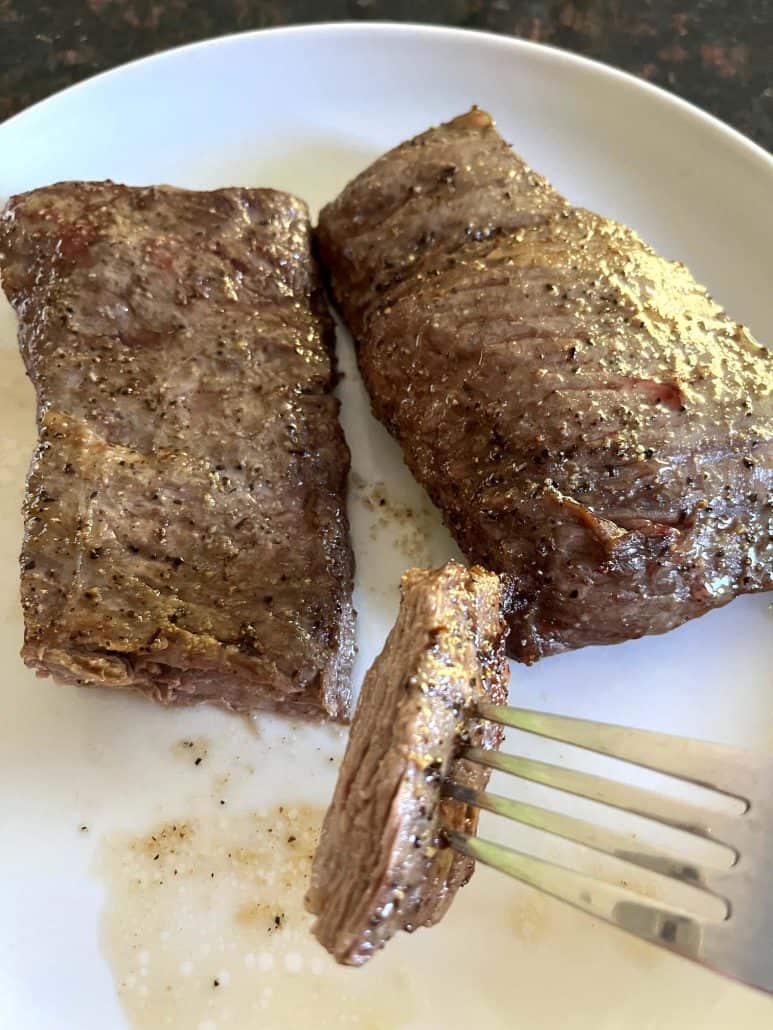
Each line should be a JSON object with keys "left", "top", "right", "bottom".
{"left": 0, "top": 181, "right": 354, "bottom": 719}
{"left": 317, "top": 108, "right": 773, "bottom": 662}
{"left": 306, "top": 561, "right": 509, "bottom": 966}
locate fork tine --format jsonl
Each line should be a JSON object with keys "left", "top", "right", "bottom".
{"left": 476, "top": 703, "right": 755, "bottom": 800}
{"left": 445, "top": 831, "right": 730, "bottom": 981}
{"left": 447, "top": 829, "right": 773, "bottom": 995}
{"left": 443, "top": 780, "right": 734, "bottom": 899}
{"left": 447, "top": 828, "right": 708, "bottom": 946}
{"left": 458, "top": 708, "right": 773, "bottom": 994}
{"left": 465, "top": 747, "right": 744, "bottom": 848}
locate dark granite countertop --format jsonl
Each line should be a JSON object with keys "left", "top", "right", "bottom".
{"left": 1, "top": 1, "right": 771, "bottom": 151}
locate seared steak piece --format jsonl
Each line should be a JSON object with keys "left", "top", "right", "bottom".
{"left": 1, "top": 181, "right": 354, "bottom": 719}
{"left": 306, "top": 561, "right": 509, "bottom": 966}
{"left": 318, "top": 108, "right": 773, "bottom": 662}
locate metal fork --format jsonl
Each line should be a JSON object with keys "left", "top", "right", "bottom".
{"left": 443, "top": 703, "right": 773, "bottom": 994}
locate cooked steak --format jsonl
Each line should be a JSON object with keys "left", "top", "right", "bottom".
{"left": 0, "top": 181, "right": 354, "bottom": 719}
{"left": 317, "top": 108, "right": 773, "bottom": 662}
{"left": 306, "top": 561, "right": 509, "bottom": 965}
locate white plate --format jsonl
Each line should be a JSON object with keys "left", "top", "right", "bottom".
{"left": 0, "top": 23, "right": 771, "bottom": 1030}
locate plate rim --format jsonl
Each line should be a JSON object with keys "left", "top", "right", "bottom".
{"left": 2, "top": 20, "right": 772, "bottom": 181}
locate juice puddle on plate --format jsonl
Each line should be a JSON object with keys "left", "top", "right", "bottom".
{"left": 98, "top": 797, "right": 412, "bottom": 1029}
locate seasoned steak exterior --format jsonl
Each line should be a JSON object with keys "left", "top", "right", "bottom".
{"left": 317, "top": 108, "right": 773, "bottom": 662}
{"left": 0, "top": 181, "right": 354, "bottom": 719}
{"left": 306, "top": 561, "right": 509, "bottom": 966}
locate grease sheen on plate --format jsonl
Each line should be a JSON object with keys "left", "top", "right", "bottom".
{"left": 0, "top": 23, "right": 771, "bottom": 1030}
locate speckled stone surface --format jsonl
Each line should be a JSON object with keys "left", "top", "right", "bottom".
{"left": 1, "top": 1, "right": 771, "bottom": 150}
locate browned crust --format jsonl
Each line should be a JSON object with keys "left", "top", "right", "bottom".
{"left": 306, "top": 561, "right": 509, "bottom": 965}
{"left": 317, "top": 108, "right": 773, "bottom": 662}
{"left": 1, "top": 181, "right": 355, "bottom": 718}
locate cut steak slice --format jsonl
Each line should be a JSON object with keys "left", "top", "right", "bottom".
{"left": 317, "top": 108, "right": 773, "bottom": 662}
{"left": 306, "top": 560, "right": 509, "bottom": 965}
{"left": 1, "top": 181, "right": 354, "bottom": 719}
